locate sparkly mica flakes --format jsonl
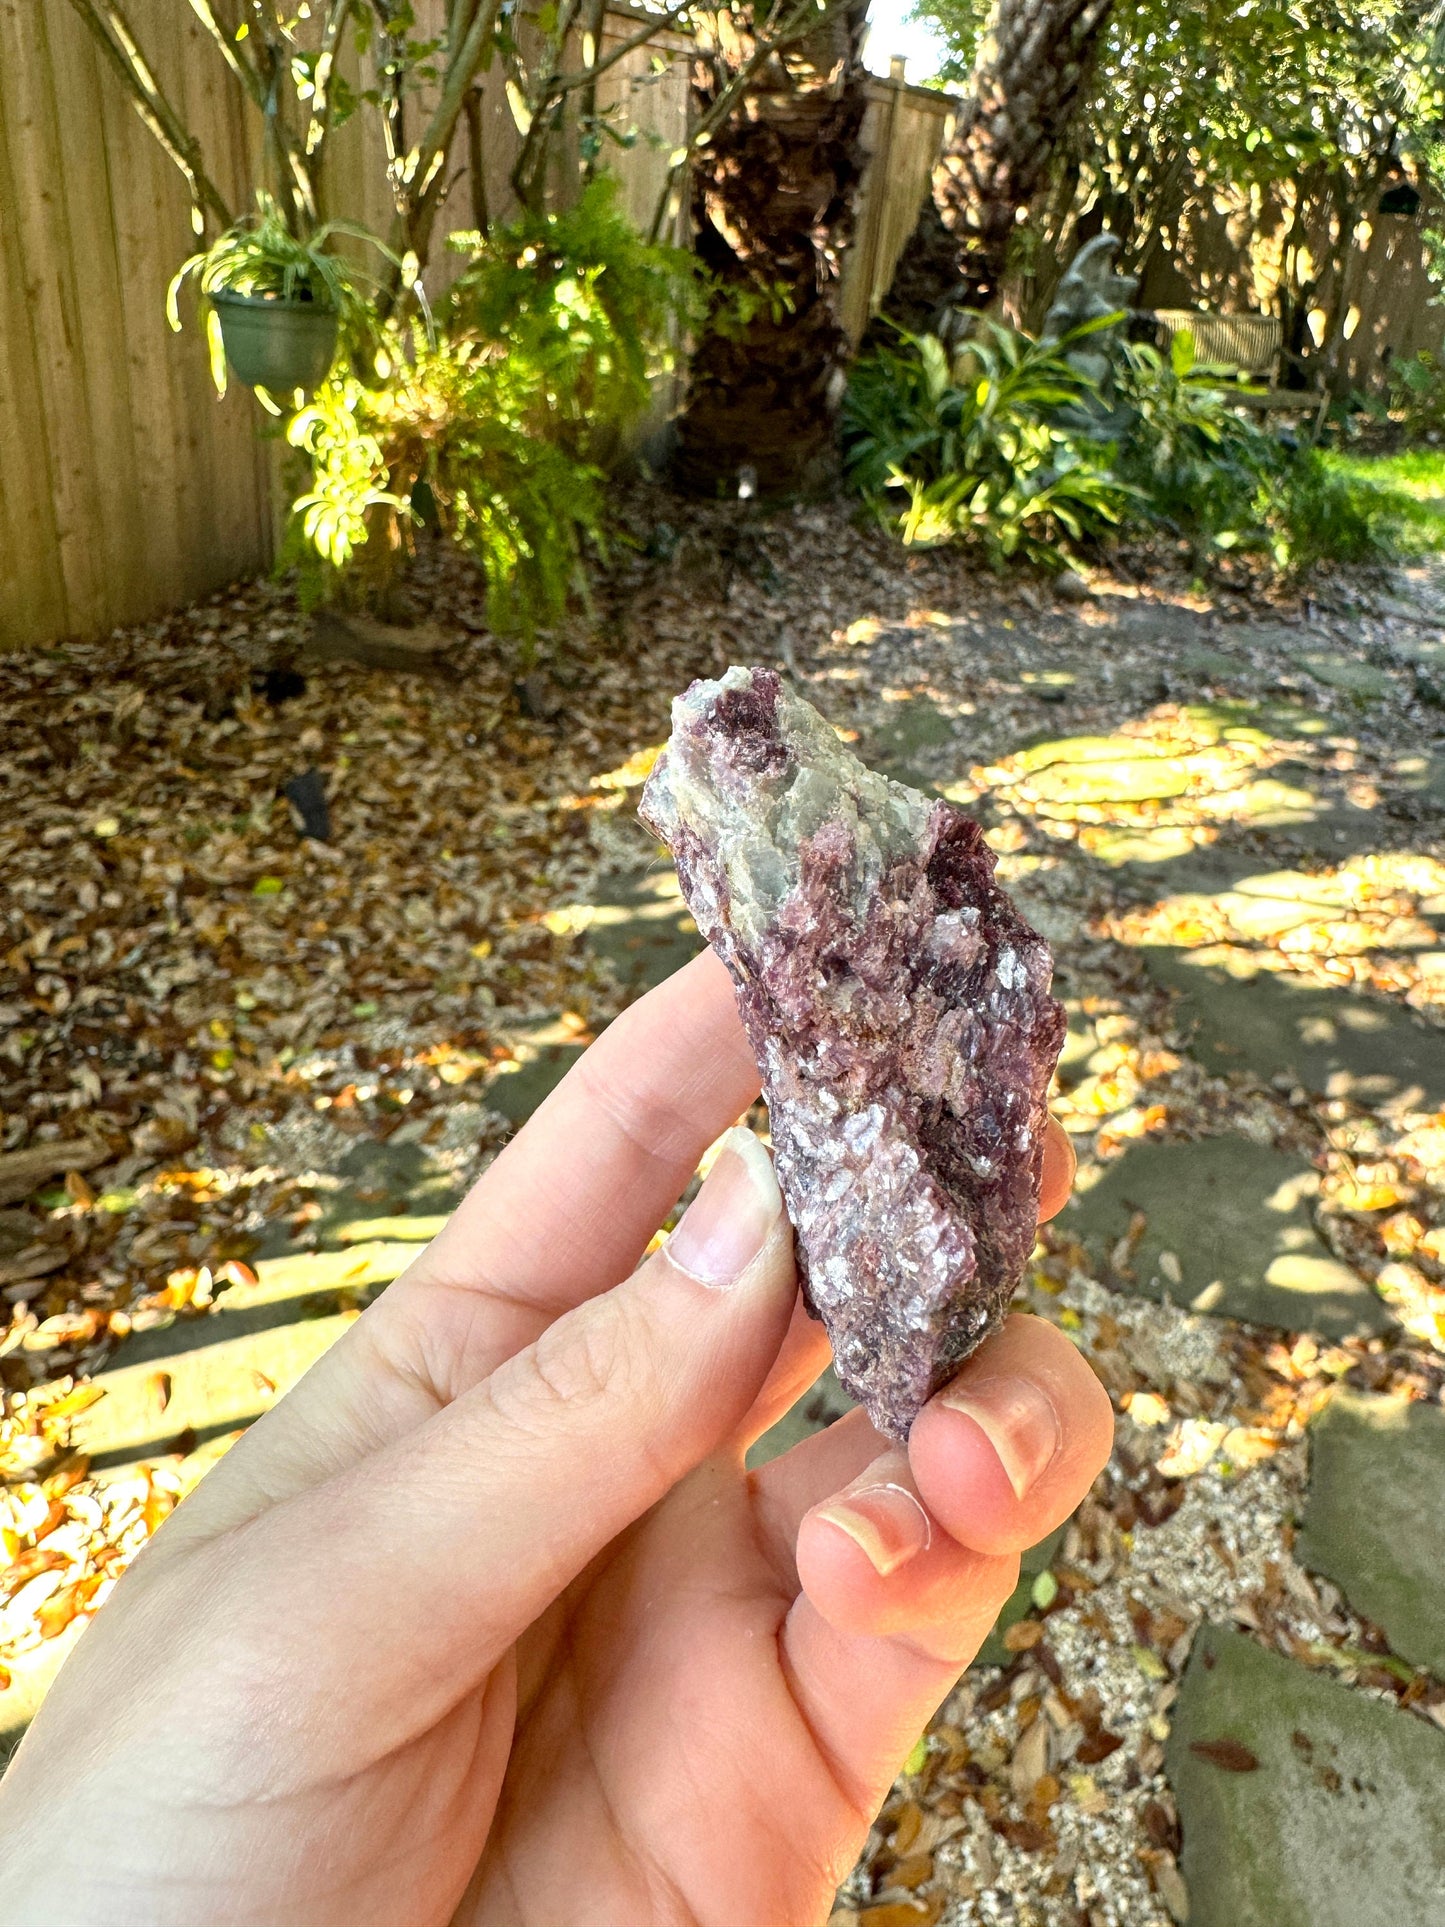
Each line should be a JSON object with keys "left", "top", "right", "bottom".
{"left": 640, "top": 666, "right": 1066, "bottom": 1440}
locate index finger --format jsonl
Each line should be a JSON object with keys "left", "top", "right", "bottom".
{"left": 156, "top": 949, "right": 764, "bottom": 1546}
{"left": 1039, "top": 1117, "right": 1075, "bottom": 1222}
{"left": 394, "top": 946, "right": 761, "bottom": 1394}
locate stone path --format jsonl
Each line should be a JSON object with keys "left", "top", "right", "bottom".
{"left": 9, "top": 555, "right": 1445, "bottom": 1918}
{"left": 1296, "top": 1390, "right": 1445, "bottom": 1679}
{"left": 845, "top": 573, "right": 1445, "bottom": 1922}
{"left": 1167, "top": 1624, "right": 1445, "bottom": 1927}
{"left": 1063, "top": 1137, "right": 1392, "bottom": 1338}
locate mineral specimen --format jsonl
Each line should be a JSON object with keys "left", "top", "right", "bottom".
{"left": 640, "top": 665, "right": 1066, "bottom": 1440}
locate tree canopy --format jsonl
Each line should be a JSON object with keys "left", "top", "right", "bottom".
{"left": 917, "top": 0, "right": 1445, "bottom": 206}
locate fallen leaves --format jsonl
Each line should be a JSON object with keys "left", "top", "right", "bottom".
{"left": 1188, "top": 1736, "right": 1261, "bottom": 1772}
{"left": 0, "top": 1140, "right": 109, "bottom": 1208}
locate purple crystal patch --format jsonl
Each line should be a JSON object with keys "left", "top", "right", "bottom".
{"left": 640, "top": 666, "right": 1065, "bottom": 1440}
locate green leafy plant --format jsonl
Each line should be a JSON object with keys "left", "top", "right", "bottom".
{"left": 847, "top": 319, "right": 1393, "bottom": 579}
{"left": 1118, "top": 332, "right": 1281, "bottom": 540}
{"left": 285, "top": 179, "right": 701, "bottom": 631}
{"left": 1389, "top": 350, "right": 1445, "bottom": 440}
{"left": 445, "top": 177, "right": 705, "bottom": 465}
{"left": 166, "top": 193, "right": 416, "bottom": 394}
{"left": 1119, "top": 333, "right": 1392, "bottom": 574}
{"left": 843, "top": 323, "right": 1132, "bottom": 565}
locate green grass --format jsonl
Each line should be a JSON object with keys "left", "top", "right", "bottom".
{"left": 1322, "top": 448, "right": 1445, "bottom": 554}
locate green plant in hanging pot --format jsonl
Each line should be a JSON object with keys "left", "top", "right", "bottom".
{"left": 167, "top": 195, "right": 407, "bottom": 397}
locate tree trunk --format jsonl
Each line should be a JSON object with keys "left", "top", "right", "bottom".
{"left": 675, "top": 5, "right": 870, "bottom": 497}
{"left": 887, "top": 0, "right": 1114, "bottom": 328}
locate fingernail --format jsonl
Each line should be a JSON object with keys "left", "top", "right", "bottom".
{"left": 816, "top": 1473, "right": 933, "bottom": 1577}
{"left": 939, "top": 1373, "right": 1062, "bottom": 1499}
{"left": 665, "top": 1126, "right": 782, "bottom": 1288}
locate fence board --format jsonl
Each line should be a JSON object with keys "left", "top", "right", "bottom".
{"left": 41, "top": 0, "right": 148, "bottom": 624}
{"left": 1133, "top": 175, "right": 1445, "bottom": 391}
{"left": 0, "top": 0, "right": 270, "bottom": 648}
{"left": 0, "top": 4, "right": 66, "bottom": 647}
{"left": 840, "top": 77, "right": 956, "bottom": 345}
{"left": 0, "top": 1, "right": 111, "bottom": 632}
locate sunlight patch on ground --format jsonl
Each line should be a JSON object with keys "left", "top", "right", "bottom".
{"left": 1103, "top": 854, "right": 1445, "bottom": 1009}
{"left": 951, "top": 702, "right": 1338, "bottom": 847}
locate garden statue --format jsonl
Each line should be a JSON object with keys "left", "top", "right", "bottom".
{"left": 1041, "top": 232, "right": 1139, "bottom": 437}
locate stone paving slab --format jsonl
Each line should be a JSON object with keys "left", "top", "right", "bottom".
{"left": 866, "top": 694, "right": 958, "bottom": 783}
{"left": 249, "top": 1140, "right": 465, "bottom": 1262}
{"left": 483, "top": 1035, "right": 587, "bottom": 1122}
{"left": 1063, "top": 1136, "right": 1391, "bottom": 1339}
{"left": 582, "top": 866, "right": 701, "bottom": 996}
{"left": 222, "top": 1242, "right": 421, "bottom": 1309}
{"left": 1393, "top": 751, "right": 1445, "bottom": 813}
{"left": 1175, "top": 642, "right": 1258, "bottom": 681}
{"left": 1297, "top": 1389, "right": 1445, "bottom": 1680}
{"left": 1166, "top": 1623, "right": 1445, "bottom": 1927}
{"left": 1291, "top": 649, "right": 1395, "bottom": 698}
{"left": 69, "top": 1312, "right": 354, "bottom": 1468}
{"left": 1143, "top": 947, "right": 1445, "bottom": 1110}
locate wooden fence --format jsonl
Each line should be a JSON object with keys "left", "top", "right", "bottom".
{"left": 839, "top": 72, "right": 956, "bottom": 345}
{"left": 0, "top": 0, "right": 271, "bottom": 651}
{"left": 1134, "top": 179, "right": 1445, "bottom": 393}
{"left": 0, "top": 1, "right": 691, "bottom": 650}
{"left": 8, "top": 15, "right": 1444, "bottom": 651}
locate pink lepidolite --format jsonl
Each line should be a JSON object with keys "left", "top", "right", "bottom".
{"left": 640, "top": 665, "right": 1066, "bottom": 1440}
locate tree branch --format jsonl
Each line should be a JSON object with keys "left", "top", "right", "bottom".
{"left": 391, "top": 0, "right": 505, "bottom": 267}
{"left": 66, "top": 0, "right": 235, "bottom": 229}
{"left": 509, "top": 0, "right": 587, "bottom": 211}
{"left": 185, "top": 0, "right": 266, "bottom": 105}
{"left": 552, "top": 0, "right": 693, "bottom": 97}
{"left": 576, "top": 0, "right": 608, "bottom": 188}
{"left": 303, "top": 0, "right": 359, "bottom": 168}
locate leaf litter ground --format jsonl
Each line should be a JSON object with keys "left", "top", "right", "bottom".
{"left": 5, "top": 491, "right": 1445, "bottom": 1921}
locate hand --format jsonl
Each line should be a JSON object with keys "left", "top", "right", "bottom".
{"left": 0, "top": 951, "right": 1112, "bottom": 1927}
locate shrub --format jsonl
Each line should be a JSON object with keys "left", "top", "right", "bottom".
{"left": 845, "top": 321, "right": 1393, "bottom": 579}
{"left": 285, "top": 179, "right": 701, "bottom": 631}
{"left": 1120, "top": 333, "right": 1393, "bottom": 575}
{"left": 843, "top": 326, "right": 1132, "bottom": 566}
{"left": 445, "top": 179, "right": 704, "bottom": 468}
{"left": 1389, "top": 350, "right": 1445, "bottom": 441}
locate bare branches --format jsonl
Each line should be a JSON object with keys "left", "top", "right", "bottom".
{"left": 390, "top": 0, "right": 505, "bottom": 266}
{"left": 184, "top": 0, "right": 265, "bottom": 103}
{"left": 303, "top": 0, "right": 360, "bottom": 169}
{"left": 509, "top": 0, "right": 588, "bottom": 212}
{"left": 553, "top": 0, "right": 694, "bottom": 97}
{"left": 65, "top": 0, "right": 235, "bottom": 229}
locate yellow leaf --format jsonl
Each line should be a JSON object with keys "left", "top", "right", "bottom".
{"left": 205, "top": 305, "right": 228, "bottom": 397}
{"left": 505, "top": 79, "right": 533, "bottom": 134}
{"left": 43, "top": 1384, "right": 105, "bottom": 1422}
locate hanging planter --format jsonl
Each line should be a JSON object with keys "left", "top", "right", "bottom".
{"left": 210, "top": 289, "right": 339, "bottom": 391}
{"left": 168, "top": 194, "right": 421, "bottom": 398}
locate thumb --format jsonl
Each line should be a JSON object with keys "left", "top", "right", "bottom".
{"left": 245, "top": 1127, "right": 796, "bottom": 1745}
